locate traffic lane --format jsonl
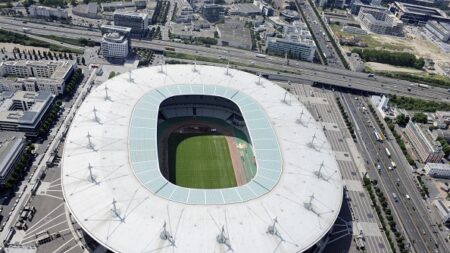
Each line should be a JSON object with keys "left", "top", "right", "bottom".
{"left": 362, "top": 98, "right": 446, "bottom": 251}
{"left": 342, "top": 94, "right": 428, "bottom": 252}
{"left": 356, "top": 99, "right": 435, "bottom": 252}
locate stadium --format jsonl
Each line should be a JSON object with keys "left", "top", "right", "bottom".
{"left": 61, "top": 65, "right": 343, "bottom": 253}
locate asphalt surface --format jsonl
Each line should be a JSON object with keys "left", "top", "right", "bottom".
{"left": 295, "top": 0, "right": 344, "bottom": 68}
{"left": 340, "top": 92, "right": 449, "bottom": 253}
{"left": 0, "top": 16, "right": 449, "bottom": 102}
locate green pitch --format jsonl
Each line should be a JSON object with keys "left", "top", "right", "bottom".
{"left": 168, "top": 133, "right": 237, "bottom": 189}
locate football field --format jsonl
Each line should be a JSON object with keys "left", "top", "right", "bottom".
{"left": 168, "top": 133, "right": 237, "bottom": 189}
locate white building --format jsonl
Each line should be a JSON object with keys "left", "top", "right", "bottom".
{"left": 404, "top": 122, "right": 445, "bottom": 163}
{"left": 433, "top": 200, "right": 450, "bottom": 226}
{"left": 101, "top": 32, "right": 130, "bottom": 59}
{"left": 425, "top": 163, "right": 450, "bottom": 179}
{"left": 266, "top": 21, "right": 316, "bottom": 61}
{"left": 29, "top": 5, "right": 68, "bottom": 19}
{"left": 175, "top": 0, "right": 194, "bottom": 23}
{"left": 425, "top": 21, "right": 450, "bottom": 42}
{"left": 0, "top": 61, "right": 77, "bottom": 95}
{"left": 0, "top": 91, "right": 55, "bottom": 136}
{"left": 358, "top": 7, "right": 403, "bottom": 36}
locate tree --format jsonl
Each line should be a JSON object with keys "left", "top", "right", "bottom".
{"left": 412, "top": 112, "right": 428, "bottom": 124}
{"left": 396, "top": 113, "right": 410, "bottom": 127}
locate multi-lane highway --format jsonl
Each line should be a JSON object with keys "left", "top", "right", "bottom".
{"left": 340, "top": 92, "right": 448, "bottom": 253}
{"left": 0, "top": 16, "right": 449, "bottom": 102}
{"left": 295, "top": 0, "right": 344, "bottom": 68}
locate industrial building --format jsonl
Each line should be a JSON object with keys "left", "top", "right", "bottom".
{"left": 425, "top": 163, "right": 450, "bottom": 178}
{"left": 201, "top": 4, "right": 225, "bottom": 22}
{"left": 425, "top": 20, "right": 450, "bottom": 42}
{"left": 0, "top": 61, "right": 77, "bottom": 95}
{"left": 404, "top": 122, "right": 445, "bottom": 163}
{"left": 0, "top": 91, "right": 55, "bottom": 136}
{"left": 61, "top": 64, "right": 343, "bottom": 253}
{"left": 358, "top": 7, "right": 403, "bottom": 36}
{"left": 113, "top": 11, "right": 149, "bottom": 37}
{"left": 0, "top": 131, "right": 26, "bottom": 186}
{"left": 266, "top": 21, "right": 317, "bottom": 62}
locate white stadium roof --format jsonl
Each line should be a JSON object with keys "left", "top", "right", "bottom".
{"left": 61, "top": 65, "right": 343, "bottom": 253}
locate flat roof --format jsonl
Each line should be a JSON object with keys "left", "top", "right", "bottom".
{"left": 61, "top": 65, "right": 343, "bottom": 253}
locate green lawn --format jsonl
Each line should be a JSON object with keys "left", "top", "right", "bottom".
{"left": 168, "top": 133, "right": 236, "bottom": 189}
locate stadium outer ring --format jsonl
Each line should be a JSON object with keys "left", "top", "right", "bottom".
{"left": 61, "top": 65, "right": 343, "bottom": 253}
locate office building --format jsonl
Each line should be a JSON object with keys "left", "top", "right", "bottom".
{"left": 217, "top": 19, "right": 253, "bottom": 50}
{"left": 102, "top": 0, "right": 146, "bottom": 12}
{"left": 0, "top": 61, "right": 77, "bottom": 95}
{"left": 426, "top": 20, "right": 450, "bottom": 42}
{"left": 0, "top": 131, "right": 26, "bottom": 186}
{"left": 266, "top": 21, "right": 316, "bottom": 62}
{"left": 425, "top": 163, "right": 450, "bottom": 178}
{"left": 433, "top": 200, "right": 450, "bottom": 226}
{"left": 404, "top": 122, "right": 445, "bottom": 163}
{"left": 202, "top": 4, "right": 225, "bottom": 22}
{"left": 175, "top": 1, "right": 194, "bottom": 23}
{"left": 113, "top": 11, "right": 149, "bottom": 37}
{"left": 72, "top": 2, "right": 101, "bottom": 19}
{"left": 350, "top": 1, "right": 387, "bottom": 15}
{"left": 101, "top": 32, "right": 130, "bottom": 59}
{"left": 229, "top": 4, "right": 261, "bottom": 17}
{"left": 28, "top": 5, "right": 68, "bottom": 19}
{"left": 358, "top": 7, "right": 403, "bottom": 36}
{"left": 0, "top": 91, "right": 55, "bottom": 136}
{"left": 390, "top": 2, "right": 450, "bottom": 25}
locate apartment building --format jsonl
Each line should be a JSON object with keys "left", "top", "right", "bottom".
{"left": 404, "top": 121, "right": 445, "bottom": 163}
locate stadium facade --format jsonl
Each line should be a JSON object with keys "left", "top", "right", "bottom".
{"left": 61, "top": 65, "right": 343, "bottom": 253}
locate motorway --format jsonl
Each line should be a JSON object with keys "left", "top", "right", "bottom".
{"left": 0, "top": 16, "right": 449, "bottom": 101}
{"left": 340, "top": 92, "right": 449, "bottom": 253}
{"left": 295, "top": 0, "right": 344, "bottom": 68}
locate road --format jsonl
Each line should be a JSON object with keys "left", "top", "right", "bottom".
{"left": 0, "top": 16, "right": 449, "bottom": 102}
{"left": 340, "top": 92, "right": 449, "bottom": 253}
{"left": 0, "top": 69, "right": 97, "bottom": 245}
{"left": 295, "top": 0, "right": 344, "bottom": 68}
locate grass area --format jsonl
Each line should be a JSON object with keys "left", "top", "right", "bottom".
{"left": 168, "top": 133, "right": 236, "bottom": 189}
{"left": 330, "top": 24, "right": 411, "bottom": 51}
{"left": 40, "top": 34, "right": 98, "bottom": 47}
{"left": 0, "top": 29, "right": 83, "bottom": 54}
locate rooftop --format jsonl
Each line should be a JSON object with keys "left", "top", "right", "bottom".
{"left": 61, "top": 65, "right": 343, "bottom": 253}
{"left": 0, "top": 131, "right": 25, "bottom": 179}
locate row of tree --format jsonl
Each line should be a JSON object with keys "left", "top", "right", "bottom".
{"left": 389, "top": 95, "right": 450, "bottom": 112}
{"left": 64, "top": 68, "right": 84, "bottom": 96}
{"left": 352, "top": 48, "right": 425, "bottom": 70}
